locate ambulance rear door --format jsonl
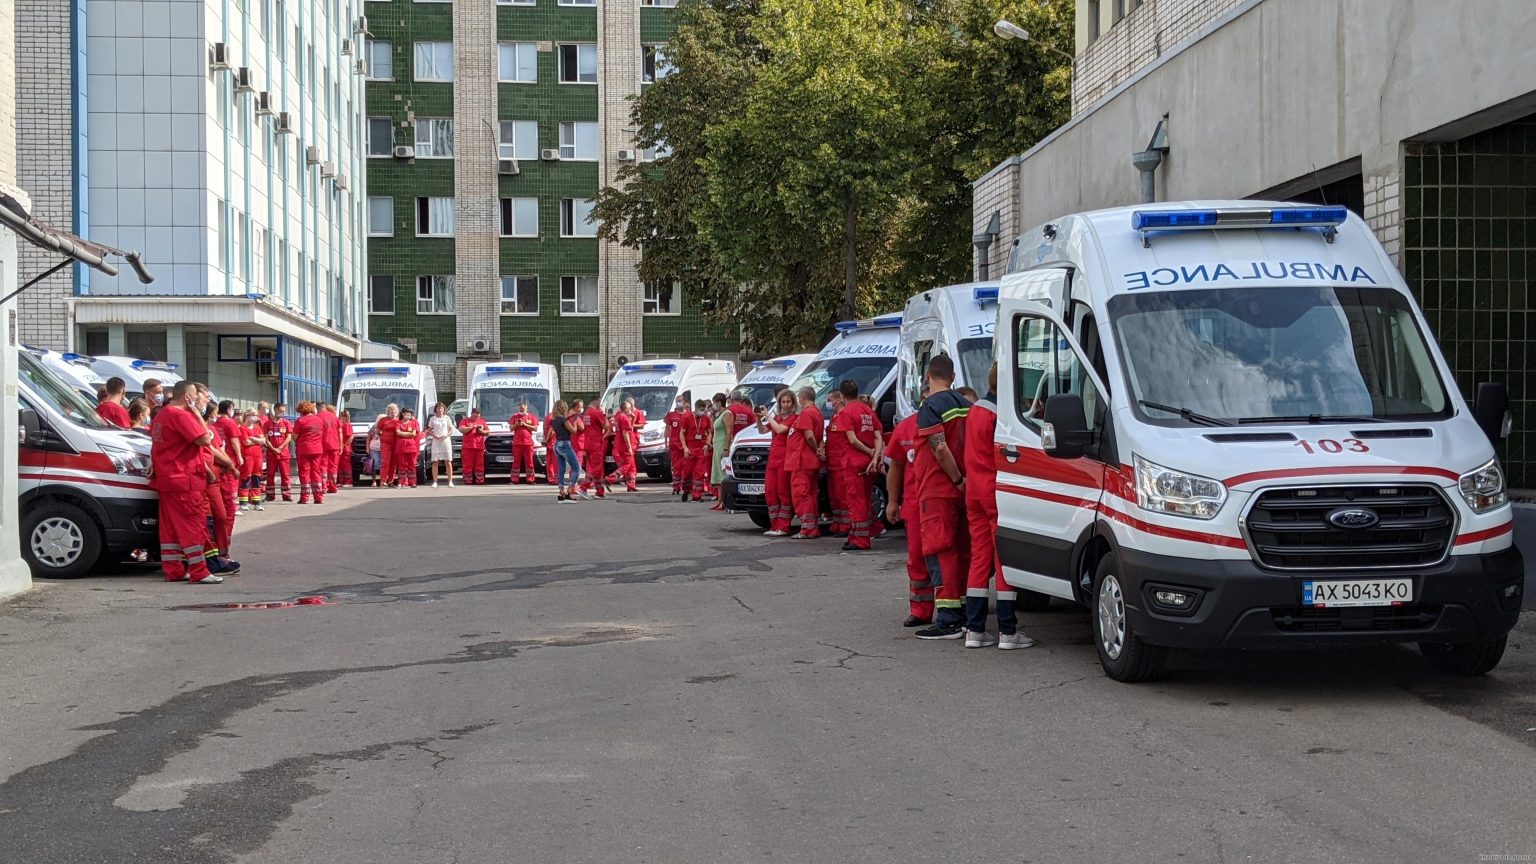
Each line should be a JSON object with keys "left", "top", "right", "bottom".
{"left": 994, "top": 275, "right": 1110, "bottom": 602}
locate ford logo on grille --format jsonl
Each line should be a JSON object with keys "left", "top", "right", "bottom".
{"left": 746, "top": 455, "right": 762, "bottom": 464}
{"left": 1327, "top": 507, "right": 1380, "bottom": 530}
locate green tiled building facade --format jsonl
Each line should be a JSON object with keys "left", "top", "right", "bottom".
{"left": 363, "top": 0, "right": 737, "bottom": 400}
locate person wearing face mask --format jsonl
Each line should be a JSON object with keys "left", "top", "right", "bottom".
{"left": 612, "top": 399, "right": 639, "bottom": 492}
{"left": 150, "top": 381, "right": 225, "bottom": 584}
{"left": 263, "top": 402, "right": 294, "bottom": 502}
{"left": 143, "top": 378, "right": 164, "bottom": 408}
{"left": 377, "top": 404, "right": 401, "bottom": 488}
{"left": 759, "top": 388, "right": 799, "bottom": 537}
{"left": 393, "top": 408, "right": 423, "bottom": 488}
{"left": 665, "top": 394, "right": 689, "bottom": 495}
{"left": 293, "top": 402, "right": 328, "bottom": 503}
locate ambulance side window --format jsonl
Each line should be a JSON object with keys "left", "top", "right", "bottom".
{"left": 1014, "top": 315, "right": 1102, "bottom": 432}
{"left": 1071, "top": 305, "right": 1111, "bottom": 396}
{"left": 906, "top": 339, "right": 935, "bottom": 409}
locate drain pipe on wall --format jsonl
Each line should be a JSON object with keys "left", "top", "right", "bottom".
{"left": 1132, "top": 114, "right": 1170, "bottom": 204}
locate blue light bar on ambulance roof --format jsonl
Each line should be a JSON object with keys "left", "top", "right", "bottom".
{"left": 835, "top": 313, "right": 902, "bottom": 332}
{"left": 973, "top": 286, "right": 999, "bottom": 304}
{"left": 1131, "top": 205, "right": 1348, "bottom": 233}
{"left": 752, "top": 358, "right": 798, "bottom": 369}
{"left": 130, "top": 359, "right": 179, "bottom": 372}
{"left": 622, "top": 362, "right": 678, "bottom": 373}
{"left": 485, "top": 365, "right": 541, "bottom": 375}
{"left": 61, "top": 352, "right": 96, "bottom": 365}
{"left": 355, "top": 365, "right": 411, "bottom": 375}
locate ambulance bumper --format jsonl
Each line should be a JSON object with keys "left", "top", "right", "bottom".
{"left": 101, "top": 496, "right": 160, "bottom": 551}
{"left": 1117, "top": 546, "right": 1524, "bottom": 650}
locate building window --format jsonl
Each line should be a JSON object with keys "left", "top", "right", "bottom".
{"left": 365, "top": 39, "right": 392, "bottom": 79}
{"left": 558, "top": 0, "right": 596, "bottom": 6}
{"left": 641, "top": 140, "right": 673, "bottom": 162}
{"left": 414, "top": 42, "right": 454, "bottom": 82}
{"left": 560, "top": 199, "right": 598, "bottom": 238}
{"left": 558, "top": 121, "right": 597, "bottom": 160}
{"left": 500, "top": 275, "right": 539, "bottom": 315}
{"left": 498, "top": 0, "right": 535, "bottom": 4}
{"left": 643, "top": 281, "right": 680, "bottom": 315}
{"left": 557, "top": 43, "right": 597, "bottom": 84}
{"left": 500, "top": 197, "right": 538, "bottom": 237}
{"left": 1088, "top": 0, "right": 1101, "bottom": 40}
{"left": 416, "top": 197, "right": 455, "bottom": 236}
{"left": 416, "top": 275, "right": 456, "bottom": 314}
{"left": 254, "top": 227, "right": 268, "bottom": 292}
{"left": 498, "top": 42, "right": 537, "bottom": 83}
{"left": 233, "top": 212, "right": 246, "bottom": 280}
{"left": 640, "top": 0, "right": 678, "bottom": 6}
{"left": 642, "top": 45, "right": 673, "bottom": 84}
{"left": 368, "top": 118, "right": 394, "bottom": 156}
{"left": 499, "top": 120, "right": 537, "bottom": 160}
{"left": 369, "top": 276, "right": 395, "bottom": 314}
{"left": 561, "top": 352, "right": 600, "bottom": 367}
{"left": 368, "top": 196, "right": 393, "bottom": 236}
{"left": 414, "top": 118, "right": 455, "bottom": 158}
{"left": 559, "top": 276, "right": 598, "bottom": 315}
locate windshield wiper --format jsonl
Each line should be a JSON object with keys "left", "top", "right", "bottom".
{"left": 1137, "top": 400, "right": 1232, "bottom": 427}
{"left": 1236, "top": 414, "right": 1385, "bottom": 425}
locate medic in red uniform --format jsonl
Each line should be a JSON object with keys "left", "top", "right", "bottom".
{"left": 509, "top": 403, "right": 537, "bottom": 484}
{"left": 200, "top": 403, "right": 236, "bottom": 573}
{"left": 336, "top": 410, "right": 355, "bottom": 487}
{"left": 831, "top": 380, "right": 881, "bottom": 551}
{"left": 377, "top": 406, "right": 401, "bottom": 488}
{"left": 761, "top": 389, "right": 798, "bottom": 536}
{"left": 542, "top": 411, "right": 559, "bottom": 485}
{"left": 885, "top": 411, "right": 933, "bottom": 626}
{"left": 963, "top": 364, "right": 1031, "bottom": 649}
{"left": 150, "top": 382, "right": 221, "bottom": 583}
{"left": 459, "top": 408, "right": 490, "bottom": 484}
{"left": 613, "top": 401, "right": 639, "bottom": 491}
{"left": 786, "top": 388, "right": 825, "bottom": 538}
{"left": 579, "top": 401, "right": 609, "bottom": 498}
{"left": 213, "top": 401, "right": 244, "bottom": 523}
{"left": 263, "top": 404, "right": 294, "bottom": 501}
{"left": 293, "top": 401, "right": 328, "bottom": 503}
{"left": 911, "top": 355, "right": 971, "bottom": 640}
{"left": 393, "top": 409, "right": 422, "bottom": 487}
{"left": 318, "top": 404, "right": 341, "bottom": 494}
{"left": 824, "top": 394, "right": 851, "bottom": 536}
{"left": 664, "top": 395, "right": 689, "bottom": 494}
{"left": 239, "top": 413, "right": 266, "bottom": 509}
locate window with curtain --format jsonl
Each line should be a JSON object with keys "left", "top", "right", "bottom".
{"left": 368, "top": 196, "right": 393, "bottom": 236}
{"left": 416, "top": 276, "right": 456, "bottom": 314}
{"left": 560, "top": 275, "right": 598, "bottom": 314}
{"left": 416, "top": 197, "right": 455, "bottom": 236}
{"left": 558, "top": 121, "right": 597, "bottom": 160}
{"left": 414, "top": 118, "right": 455, "bottom": 158}
{"left": 414, "top": 42, "right": 453, "bottom": 81}
{"left": 366, "top": 40, "right": 392, "bottom": 79}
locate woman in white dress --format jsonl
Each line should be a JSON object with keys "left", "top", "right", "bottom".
{"left": 426, "top": 402, "right": 456, "bottom": 488}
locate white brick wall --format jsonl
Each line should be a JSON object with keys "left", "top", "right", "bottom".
{"left": 971, "top": 158, "right": 1020, "bottom": 279}
{"left": 453, "top": 0, "right": 499, "bottom": 361}
{"left": 597, "top": 0, "right": 644, "bottom": 379}
{"left": 16, "top": 0, "right": 74, "bottom": 349}
{"left": 1073, "top": 0, "right": 1248, "bottom": 114}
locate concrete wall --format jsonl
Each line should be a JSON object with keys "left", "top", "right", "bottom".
{"left": 982, "top": 0, "right": 1536, "bottom": 237}
{"left": 1, "top": 0, "right": 36, "bottom": 597}
{"left": 1073, "top": 0, "right": 1248, "bottom": 114}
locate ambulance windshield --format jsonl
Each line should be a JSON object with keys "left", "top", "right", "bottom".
{"left": 1108, "top": 286, "right": 1451, "bottom": 424}
{"left": 474, "top": 388, "right": 550, "bottom": 419}
{"left": 601, "top": 386, "right": 675, "bottom": 420}
{"left": 340, "top": 388, "right": 420, "bottom": 423}
{"left": 956, "top": 337, "right": 994, "bottom": 396}
{"left": 730, "top": 382, "right": 782, "bottom": 412}
{"left": 18, "top": 351, "right": 112, "bottom": 430}
{"left": 788, "top": 356, "right": 896, "bottom": 417}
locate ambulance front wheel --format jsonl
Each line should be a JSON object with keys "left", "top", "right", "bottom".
{"left": 1419, "top": 636, "right": 1507, "bottom": 676}
{"left": 748, "top": 510, "right": 771, "bottom": 530}
{"left": 22, "top": 500, "right": 103, "bottom": 579}
{"left": 1092, "top": 554, "right": 1167, "bottom": 683}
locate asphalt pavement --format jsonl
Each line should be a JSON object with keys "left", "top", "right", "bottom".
{"left": 1, "top": 481, "right": 1534, "bottom": 864}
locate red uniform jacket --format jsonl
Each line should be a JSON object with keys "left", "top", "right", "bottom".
{"left": 914, "top": 389, "right": 969, "bottom": 501}
{"left": 96, "top": 399, "right": 131, "bottom": 429}
{"left": 294, "top": 415, "right": 327, "bottom": 456}
{"left": 767, "top": 410, "right": 797, "bottom": 469}
{"left": 962, "top": 397, "right": 998, "bottom": 504}
{"left": 786, "top": 409, "right": 823, "bottom": 472}
{"left": 214, "top": 415, "right": 244, "bottom": 465}
{"left": 459, "top": 417, "right": 489, "bottom": 450}
{"left": 886, "top": 414, "right": 921, "bottom": 516}
{"left": 836, "top": 401, "right": 879, "bottom": 471}
{"left": 614, "top": 412, "right": 636, "bottom": 455}
{"left": 510, "top": 412, "right": 536, "bottom": 446}
{"left": 318, "top": 411, "right": 340, "bottom": 453}
{"left": 665, "top": 410, "right": 687, "bottom": 452}
{"left": 149, "top": 406, "right": 207, "bottom": 492}
{"left": 263, "top": 416, "right": 293, "bottom": 454}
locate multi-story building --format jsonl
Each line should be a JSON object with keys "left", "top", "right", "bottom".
{"left": 17, "top": 0, "right": 371, "bottom": 405}
{"left": 973, "top": 0, "right": 1536, "bottom": 498}
{"left": 363, "top": 0, "right": 737, "bottom": 400}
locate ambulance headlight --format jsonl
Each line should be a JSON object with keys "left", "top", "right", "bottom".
{"left": 1133, "top": 454, "right": 1225, "bottom": 520}
{"left": 103, "top": 445, "right": 152, "bottom": 477}
{"left": 1459, "top": 458, "right": 1508, "bottom": 513}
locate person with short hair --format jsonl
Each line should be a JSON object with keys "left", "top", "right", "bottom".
{"left": 579, "top": 398, "right": 609, "bottom": 499}
{"left": 319, "top": 403, "right": 342, "bottom": 494}
{"left": 759, "top": 388, "right": 799, "bottom": 537}
{"left": 213, "top": 400, "right": 244, "bottom": 522}
{"left": 542, "top": 406, "right": 560, "bottom": 486}
{"left": 787, "top": 387, "right": 825, "bottom": 538}
{"left": 832, "top": 378, "right": 882, "bottom": 551}
{"left": 143, "top": 378, "right": 164, "bottom": 407}
{"left": 127, "top": 398, "right": 151, "bottom": 430}
{"left": 263, "top": 402, "right": 294, "bottom": 501}
{"left": 612, "top": 399, "right": 640, "bottom": 492}
{"left": 293, "top": 402, "right": 327, "bottom": 503}
{"left": 238, "top": 409, "right": 266, "bottom": 511}
{"left": 665, "top": 393, "right": 689, "bottom": 494}
{"left": 336, "top": 410, "right": 355, "bottom": 488}
{"left": 509, "top": 402, "right": 538, "bottom": 484}
{"left": 150, "top": 381, "right": 224, "bottom": 583}
{"left": 886, "top": 385, "right": 934, "bottom": 627}
{"left": 426, "top": 402, "right": 455, "bottom": 488}
{"left": 393, "top": 407, "right": 423, "bottom": 488}
{"left": 459, "top": 407, "right": 490, "bottom": 484}
{"left": 96, "top": 377, "right": 131, "bottom": 428}
{"left": 912, "top": 354, "right": 972, "bottom": 641}
{"left": 963, "top": 363, "right": 1031, "bottom": 650}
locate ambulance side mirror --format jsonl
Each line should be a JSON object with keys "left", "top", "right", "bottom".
{"left": 19, "top": 408, "right": 42, "bottom": 446}
{"left": 1472, "top": 381, "right": 1512, "bottom": 444}
{"left": 1041, "top": 394, "right": 1089, "bottom": 460}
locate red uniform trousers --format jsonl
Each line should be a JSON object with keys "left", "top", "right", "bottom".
{"left": 902, "top": 498, "right": 934, "bottom": 622}
{"left": 920, "top": 496, "right": 971, "bottom": 627}
{"left": 765, "top": 465, "right": 793, "bottom": 533}
{"left": 614, "top": 449, "right": 638, "bottom": 489}
{"left": 322, "top": 448, "right": 340, "bottom": 493}
{"left": 160, "top": 485, "right": 213, "bottom": 581}
{"left": 545, "top": 442, "right": 558, "bottom": 484}
{"left": 462, "top": 446, "right": 486, "bottom": 483}
{"left": 837, "top": 466, "right": 874, "bottom": 550}
{"left": 379, "top": 439, "right": 397, "bottom": 487}
{"left": 336, "top": 448, "right": 353, "bottom": 486}
{"left": 266, "top": 450, "right": 292, "bottom": 499}
{"left": 965, "top": 495, "right": 1017, "bottom": 634}
{"left": 393, "top": 443, "right": 419, "bottom": 487}
{"left": 827, "top": 468, "right": 850, "bottom": 535}
{"left": 511, "top": 443, "right": 536, "bottom": 483}
{"left": 669, "top": 447, "right": 685, "bottom": 491}
{"left": 791, "top": 469, "right": 821, "bottom": 537}
{"left": 219, "top": 473, "right": 239, "bottom": 525}
{"left": 580, "top": 442, "right": 606, "bottom": 497}
{"left": 242, "top": 456, "right": 265, "bottom": 504}
{"left": 298, "top": 453, "right": 327, "bottom": 501}
{"left": 204, "top": 480, "right": 233, "bottom": 560}
{"left": 695, "top": 446, "right": 713, "bottom": 497}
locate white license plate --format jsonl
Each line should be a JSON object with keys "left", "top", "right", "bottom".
{"left": 736, "top": 483, "right": 764, "bottom": 496}
{"left": 495, "top": 455, "right": 513, "bottom": 463}
{"left": 1303, "top": 578, "right": 1413, "bottom": 608}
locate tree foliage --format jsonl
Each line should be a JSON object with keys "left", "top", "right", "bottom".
{"left": 592, "top": 0, "right": 1073, "bottom": 355}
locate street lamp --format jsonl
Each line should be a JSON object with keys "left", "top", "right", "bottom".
{"left": 993, "top": 19, "right": 1076, "bottom": 65}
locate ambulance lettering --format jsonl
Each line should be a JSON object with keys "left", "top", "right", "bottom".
{"left": 819, "top": 343, "right": 897, "bottom": 359}
{"left": 1122, "top": 261, "right": 1378, "bottom": 290}
{"left": 965, "top": 321, "right": 998, "bottom": 337}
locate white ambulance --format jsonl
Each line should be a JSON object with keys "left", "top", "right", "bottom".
{"left": 600, "top": 358, "right": 738, "bottom": 480}
{"left": 88, "top": 356, "right": 183, "bottom": 401}
{"left": 17, "top": 349, "right": 158, "bottom": 578}
{"left": 897, "top": 282, "right": 1000, "bottom": 420}
{"left": 469, "top": 363, "right": 562, "bottom": 479}
{"left": 26, "top": 347, "right": 105, "bottom": 402}
{"left": 730, "top": 354, "right": 816, "bottom": 413}
{"left": 722, "top": 315, "right": 902, "bottom": 527}
{"left": 337, "top": 363, "right": 440, "bottom": 483}
{"left": 993, "top": 201, "right": 1521, "bottom": 681}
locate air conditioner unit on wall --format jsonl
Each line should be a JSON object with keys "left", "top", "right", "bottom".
{"left": 341, "top": 38, "right": 354, "bottom": 56}
{"left": 210, "top": 42, "right": 232, "bottom": 70}
{"left": 355, "top": 15, "right": 369, "bottom": 35}
{"left": 540, "top": 148, "right": 560, "bottom": 162}
{"left": 306, "top": 146, "right": 321, "bottom": 165}
{"left": 616, "top": 149, "right": 636, "bottom": 162}
{"left": 276, "top": 112, "right": 295, "bottom": 134}
{"left": 393, "top": 145, "right": 414, "bottom": 159}
{"left": 468, "top": 338, "right": 493, "bottom": 354}
{"left": 320, "top": 161, "right": 336, "bottom": 177}
{"left": 255, "top": 91, "right": 274, "bottom": 115}
{"left": 235, "top": 67, "right": 255, "bottom": 92}
{"left": 498, "top": 158, "right": 519, "bottom": 175}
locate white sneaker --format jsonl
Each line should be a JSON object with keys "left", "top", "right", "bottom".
{"left": 431, "top": 481, "right": 439, "bottom": 488}
{"left": 998, "top": 632, "right": 1035, "bottom": 650}
{"left": 447, "top": 480, "right": 454, "bottom": 488}
{"left": 190, "top": 573, "right": 225, "bottom": 584}
{"left": 253, "top": 503, "right": 265, "bottom": 512}
{"left": 763, "top": 529, "right": 787, "bottom": 537}
{"left": 965, "top": 630, "right": 998, "bottom": 649}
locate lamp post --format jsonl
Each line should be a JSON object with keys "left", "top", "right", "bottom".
{"left": 992, "top": 19, "right": 1076, "bottom": 66}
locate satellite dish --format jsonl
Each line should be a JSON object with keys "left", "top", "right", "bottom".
{"left": 615, "top": 355, "right": 629, "bottom": 367}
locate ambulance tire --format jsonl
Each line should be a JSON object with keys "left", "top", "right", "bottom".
{"left": 1419, "top": 636, "right": 1507, "bottom": 676}
{"left": 22, "top": 500, "right": 103, "bottom": 580}
{"left": 748, "top": 510, "right": 772, "bottom": 530}
{"left": 1092, "top": 554, "right": 1167, "bottom": 683}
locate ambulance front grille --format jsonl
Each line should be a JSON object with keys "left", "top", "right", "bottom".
{"left": 1243, "top": 484, "right": 1455, "bottom": 571}
{"left": 731, "top": 447, "right": 770, "bottom": 481}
